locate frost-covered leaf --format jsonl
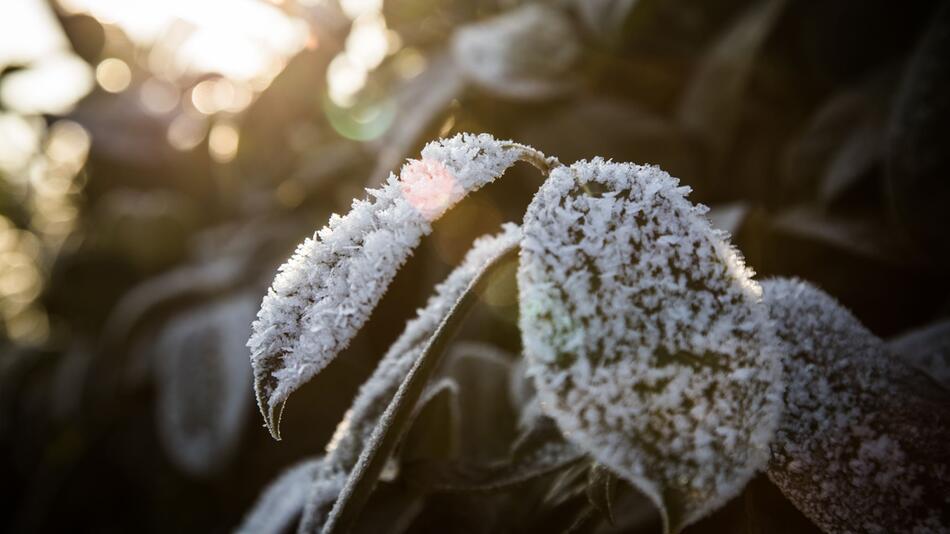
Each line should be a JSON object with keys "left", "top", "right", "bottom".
{"left": 676, "top": 0, "right": 787, "bottom": 165}
{"left": 886, "top": 2, "right": 950, "bottom": 265}
{"left": 237, "top": 457, "right": 329, "bottom": 534}
{"left": 296, "top": 225, "right": 523, "bottom": 533}
{"left": 155, "top": 293, "right": 256, "bottom": 477}
{"left": 519, "top": 160, "right": 783, "bottom": 532}
{"left": 762, "top": 278, "right": 950, "bottom": 534}
{"left": 888, "top": 319, "right": 950, "bottom": 388}
{"left": 249, "top": 134, "right": 550, "bottom": 440}
{"left": 451, "top": 4, "right": 580, "bottom": 100}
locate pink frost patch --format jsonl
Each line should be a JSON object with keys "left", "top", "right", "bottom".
{"left": 399, "top": 158, "right": 461, "bottom": 221}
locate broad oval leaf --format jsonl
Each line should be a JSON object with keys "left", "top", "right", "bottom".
{"left": 762, "top": 278, "right": 950, "bottom": 534}
{"left": 519, "top": 160, "right": 783, "bottom": 532}
{"left": 155, "top": 293, "right": 256, "bottom": 477}
{"left": 248, "top": 134, "right": 549, "bottom": 439}
{"left": 451, "top": 4, "right": 580, "bottom": 100}
{"left": 297, "top": 224, "right": 523, "bottom": 533}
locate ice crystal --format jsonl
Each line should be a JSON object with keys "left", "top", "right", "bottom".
{"left": 518, "top": 160, "right": 783, "bottom": 532}
{"left": 763, "top": 278, "right": 950, "bottom": 534}
{"left": 295, "top": 224, "right": 523, "bottom": 532}
{"left": 248, "top": 134, "right": 545, "bottom": 439}
{"left": 155, "top": 293, "right": 255, "bottom": 477}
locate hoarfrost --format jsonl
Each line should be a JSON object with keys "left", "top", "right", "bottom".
{"left": 296, "top": 224, "right": 523, "bottom": 532}
{"left": 763, "top": 278, "right": 950, "bottom": 534}
{"left": 519, "top": 160, "right": 783, "bottom": 532}
{"left": 248, "top": 134, "right": 545, "bottom": 439}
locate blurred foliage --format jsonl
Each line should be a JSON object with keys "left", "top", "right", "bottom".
{"left": 1, "top": 0, "right": 948, "bottom": 532}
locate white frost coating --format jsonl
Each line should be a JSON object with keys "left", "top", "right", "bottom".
{"left": 518, "top": 160, "right": 783, "bottom": 532}
{"left": 236, "top": 457, "right": 328, "bottom": 534}
{"left": 156, "top": 293, "right": 256, "bottom": 477}
{"left": 451, "top": 3, "right": 580, "bottom": 100}
{"left": 326, "top": 223, "right": 522, "bottom": 467}
{"left": 248, "top": 133, "right": 543, "bottom": 438}
{"left": 888, "top": 319, "right": 950, "bottom": 389}
{"left": 763, "top": 278, "right": 950, "bottom": 534}
{"left": 296, "top": 225, "right": 523, "bottom": 533}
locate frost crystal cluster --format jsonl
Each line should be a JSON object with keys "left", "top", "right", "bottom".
{"left": 244, "top": 225, "right": 522, "bottom": 532}
{"left": 248, "top": 133, "right": 544, "bottom": 438}
{"left": 245, "top": 133, "right": 948, "bottom": 534}
{"left": 763, "top": 279, "right": 950, "bottom": 534}
{"left": 518, "top": 160, "right": 783, "bottom": 531}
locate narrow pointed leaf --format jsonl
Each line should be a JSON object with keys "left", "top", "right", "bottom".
{"left": 519, "top": 160, "right": 783, "bottom": 532}
{"left": 762, "top": 278, "right": 950, "bottom": 533}
{"left": 319, "top": 236, "right": 521, "bottom": 534}
{"left": 248, "top": 134, "right": 549, "bottom": 439}
{"left": 293, "top": 225, "right": 523, "bottom": 533}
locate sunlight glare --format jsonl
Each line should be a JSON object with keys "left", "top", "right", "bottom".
{"left": 140, "top": 78, "right": 180, "bottom": 115}
{"left": 208, "top": 120, "right": 240, "bottom": 163}
{"left": 0, "top": 54, "right": 94, "bottom": 114}
{"left": 96, "top": 58, "right": 132, "bottom": 93}
{"left": 167, "top": 112, "right": 208, "bottom": 151}
{"left": 58, "top": 0, "right": 309, "bottom": 82}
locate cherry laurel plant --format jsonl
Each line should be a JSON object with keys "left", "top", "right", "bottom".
{"left": 243, "top": 133, "right": 949, "bottom": 534}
